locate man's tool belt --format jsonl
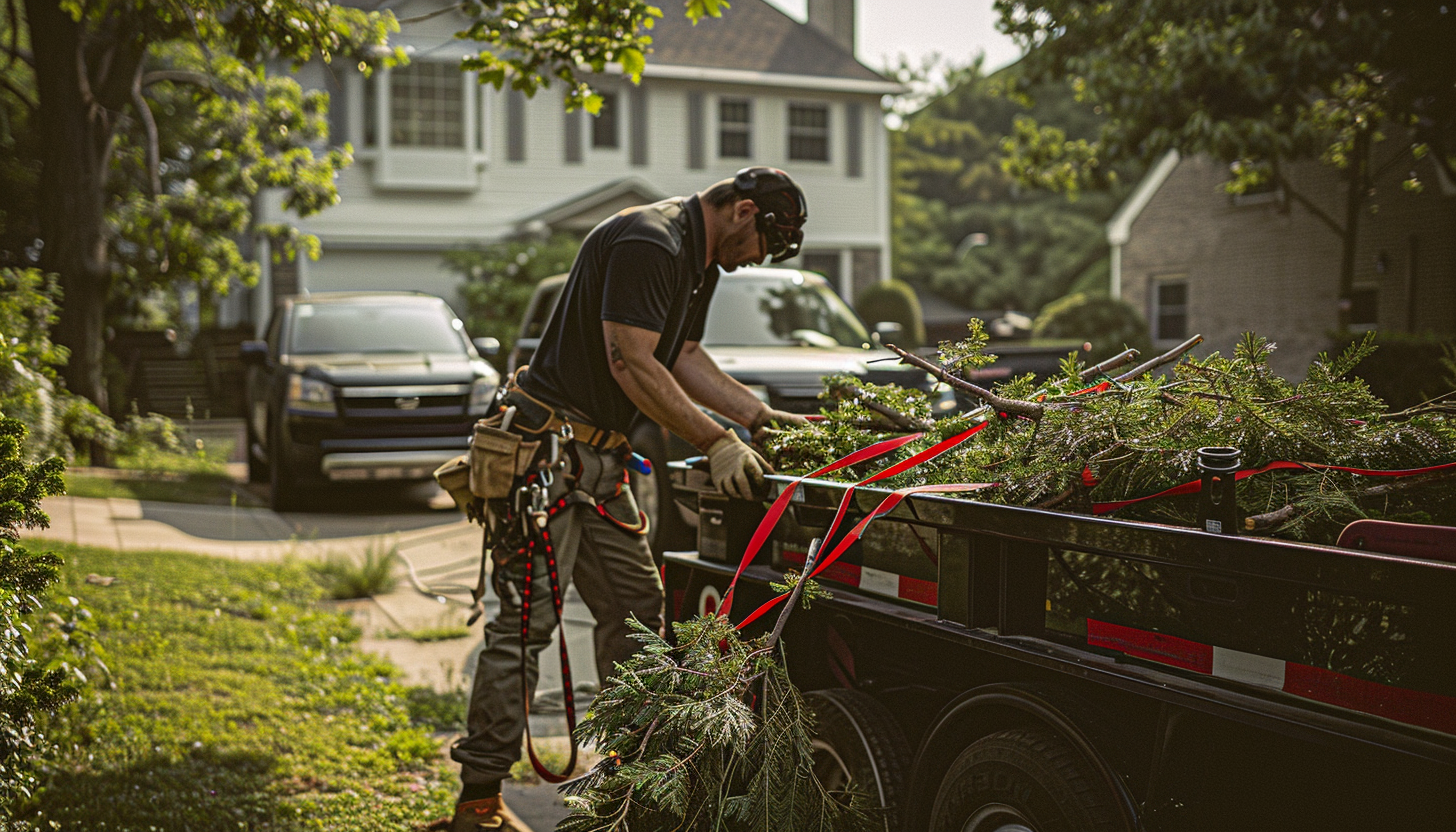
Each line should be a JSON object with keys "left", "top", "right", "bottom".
{"left": 433, "top": 367, "right": 630, "bottom": 520}
{"left": 499, "top": 368, "right": 630, "bottom": 453}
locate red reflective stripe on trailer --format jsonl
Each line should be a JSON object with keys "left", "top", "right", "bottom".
{"left": 785, "top": 549, "right": 936, "bottom": 605}
{"left": 898, "top": 575, "right": 938, "bottom": 606}
{"left": 1089, "top": 619, "right": 1456, "bottom": 736}
{"left": 1283, "top": 663, "right": 1456, "bottom": 735}
{"left": 1086, "top": 619, "right": 1213, "bottom": 674}
{"left": 784, "top": 549, "right": 862, "bottom": 588}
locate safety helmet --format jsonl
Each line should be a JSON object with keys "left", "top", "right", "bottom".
{"left": 733, "top": 166, "right": 807, "bottom": 264}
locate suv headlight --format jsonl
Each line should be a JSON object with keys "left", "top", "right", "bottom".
{"left": 469, "top": 377, "right": 499, "bottom": 416}
{"left": 287, "top": 375, "right": 336, "bottom": 415}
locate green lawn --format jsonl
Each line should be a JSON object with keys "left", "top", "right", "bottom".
{"left": 20, "top": 543, "right": 464, "bottom": 831}
{"left": 61, "top": 472, "right": 264, "bottom": 507}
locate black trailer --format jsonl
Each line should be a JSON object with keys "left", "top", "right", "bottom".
{"left": 663, "top": 465, "right": 1456, "bottom": 831}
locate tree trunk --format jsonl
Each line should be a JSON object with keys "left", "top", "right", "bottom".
{"left": 1336, "top": 128, "right": 1372, "bottom": 332}
{"left": 24, "top": 0, "right": 144, "bottom": 429}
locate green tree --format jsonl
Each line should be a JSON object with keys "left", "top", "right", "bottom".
{"left": 994, "top": 0, "right": 1456, "bottom": 328}
{"left": 445, "top": 231, "right": 583, "bottom": 361}
{"left": 3, "top": 0, "right": 728, "bottom": 427}
{"left": 889, "top": 57, "right": 1135, "bottom": 315}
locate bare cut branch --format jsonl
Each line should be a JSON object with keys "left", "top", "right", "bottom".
{"left": 885, "top": 343, "right": 1044, "bottom": 420}
{"left": 132, "top": 83, "right": 161, "bottom": 196}
{"left": 1244, "top": 504, "right": 1297, "bottom": 532}
{"left": 1356, "top": 469, "right": 1456, "bottom": 499}
{"left": 825, "top": 379, "right": 933, "bottom": 432}
{"left": 1080, "top": 348, "right": 1140, "bottom": 381}
{"left": 766, "top": 538, "right": 820, "bottom": 652}
{"left": 1114, "top": 335, "right": 1204, "bottom": 382}
{"left": 141, "top": 69, "right": 215, "bottom": 90}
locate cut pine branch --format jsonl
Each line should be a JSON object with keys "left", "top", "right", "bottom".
{"left": 1115, "top": 335, "right": 1204, "bottom": 382}
{"left": 885, "top": 343, "right": 1044, "bottom": 420}
{"left": 825, "top": 378, "right": 933, "bottom": 431}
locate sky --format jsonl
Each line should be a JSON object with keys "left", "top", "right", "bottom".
{"left": 764, "top": 0, "right": 1024, "bottom": 74}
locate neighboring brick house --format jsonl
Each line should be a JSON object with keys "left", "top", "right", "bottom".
{"left": 251, "top": 0, "right": 901, "bottom": 327}
{"left": 1107, "top": 148, "right": 1456, "bottom": 379}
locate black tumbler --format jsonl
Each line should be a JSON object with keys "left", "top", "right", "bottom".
{"left": 1196, "top": 446, "right": 1242, "bottom": 535}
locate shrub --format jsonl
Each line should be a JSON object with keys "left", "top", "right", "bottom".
{"left": 1328, "top": 331, "right": 1456, "bottom": 410}
{"left": 307, "top": 539, "right": 400, "bottom": 600}
{"left": 0, "top": 416, "right": 81, "bottom": 816}
{"left": 855, "top": 278, "right": 926, "bottom": 349}
{"left": 446, "top": 232, "right": 583, "bottom": 366}
{"left": 0, "top": 268, "right": 117, "bottom": 463}
{"left": 1033, "top": 292, "right": 1152, "bottom": 363}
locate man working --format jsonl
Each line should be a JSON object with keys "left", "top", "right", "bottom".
{"left": 430, "top": 167, "right": 810, "bottom": 831}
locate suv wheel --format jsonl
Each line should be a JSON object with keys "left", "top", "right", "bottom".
{"left": 268, "top": 424, "right": 302, "bottom": 512}
{"left": 246, "top": 422, "right": 269, "bottom": 484}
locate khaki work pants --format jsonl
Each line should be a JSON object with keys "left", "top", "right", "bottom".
{"left": 450, "top": 443, "right": 664, "bottom": 785}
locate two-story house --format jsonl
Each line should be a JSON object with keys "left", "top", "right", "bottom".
{"left": 1108, "top": 147, "right": 1456, "bottom": 379}
{"left": 251, "top": 0, "right": 902, "bottom": 326}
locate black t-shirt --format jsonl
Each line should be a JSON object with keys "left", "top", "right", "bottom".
{"left": 521, "top": 195, "right": 719, "bottom": 435}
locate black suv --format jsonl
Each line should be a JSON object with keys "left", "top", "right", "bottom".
{"left": 242, "top": 292, "right": 501, "bottom": 510}
{"left": 510, "top": 267, "right": 947, "bottom": 552}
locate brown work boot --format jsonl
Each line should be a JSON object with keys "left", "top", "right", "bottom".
{"left": 420, "top": 796, "right": 535, "bottom": 832}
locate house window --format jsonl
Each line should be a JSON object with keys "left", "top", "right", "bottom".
{"left": 1349, "top": 286, "right": 1379, "bottom": 330}
{"left": 592, "top": 91, "right": 619, "bottom": 149}
{"left": 719, "top": 98, "right": 751, "bottom": 158}
{"left": 802, "top": 251, "right": 842, "bottom": 295}
{"left": 788, "top": 103, "right": 830, "bottom": 162}
{"left": 389, "top": 62, "right": 464, "bottom": 148}
{"left": 1151, "top": 278, "right": 1189, "bottom": 341}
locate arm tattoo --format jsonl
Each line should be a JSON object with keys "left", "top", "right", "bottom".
{"left": 609, "top": 339, "right": 623, "bottom": 365}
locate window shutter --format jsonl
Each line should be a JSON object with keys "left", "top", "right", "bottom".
{"left": 507, "top": 89, "right": 526, "bottom": 162}
{"left": 565, "top": 107, "right": 583, "bottom": 163}
{"left": 846, "top": 102, "right": 863, "bottom": 177}
{"left": 630, "top": 87, "right": 648, "bottom": 166}
{"left": 687, "top": 92, "right": 705, "bottom": 170}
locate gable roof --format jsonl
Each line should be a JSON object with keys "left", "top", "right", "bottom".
{"left": 1107, "top": 150, "right": 1181, "bottom": 247}
{"left": 646, "top": 0, "right": 892, "bottom": 87}
{"left": 513, "top": 177, "right": 668, "bottom": 233}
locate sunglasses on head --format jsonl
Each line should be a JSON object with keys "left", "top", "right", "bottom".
{"left": 756, "top": 211, "right": 804, "bottom": 264}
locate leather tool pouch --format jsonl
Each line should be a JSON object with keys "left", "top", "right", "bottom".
{"left": 469, "top": 419, "right": 541, "bottom": 500}
{"left": 433, "top": 454, "right": 481, "bottom": 523}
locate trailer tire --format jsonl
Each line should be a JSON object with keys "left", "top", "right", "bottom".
{"left": 806, "top": 689, "right": 912, "bottom": 831}
{"left": 929, "top": 727, "right": 1122, "bottom": 832}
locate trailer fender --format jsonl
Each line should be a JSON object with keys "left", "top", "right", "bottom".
{"left": 906, "top": 682, "right": 1140, "bottom": 832}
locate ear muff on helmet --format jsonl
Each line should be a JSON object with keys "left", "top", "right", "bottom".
{"left": 733, "top": 166, "right": 807, "bottom": 264}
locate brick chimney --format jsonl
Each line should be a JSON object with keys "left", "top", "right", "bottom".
{"left": 807, "top": 0, "right": 855, "bottom": 55}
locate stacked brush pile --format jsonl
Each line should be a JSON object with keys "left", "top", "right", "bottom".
{"left": 764, "top": 323, "right": 1456, "bottom": 545}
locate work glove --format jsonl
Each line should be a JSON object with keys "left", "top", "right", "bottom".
{"left": 751, "top": 408, "right": 810, "bottom": 444}
{"left": 705, "top": 432, "right": 772, "bottom": 500}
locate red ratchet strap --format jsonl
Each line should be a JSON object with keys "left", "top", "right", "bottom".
{"left": 1092, "top": 459, "right": 1456, "bottom": 515}
{"left": 733, "top": 423, "right": 993, "bottom": 630}
{"left": 717, "top": 432, "right": 925, "bottom": 618}
{"left": 517, "top": 494, "right": 579, "bottom": 783}
{"left": 736, "top": 482, "right": 996, "bottom": 630}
